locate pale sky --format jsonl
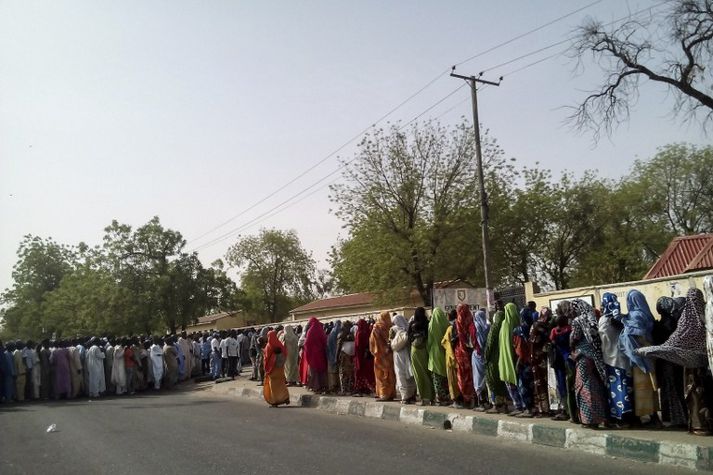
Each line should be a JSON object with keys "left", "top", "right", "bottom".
{"left": 0, "top": 0, "right": 708, "bottom": 293}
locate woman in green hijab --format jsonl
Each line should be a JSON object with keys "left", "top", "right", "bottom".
{"left": 499, "top": 302, "right": 525, "bottom": 415}
{"left": 428, "top": 307, "right": 450, "bottom": 405}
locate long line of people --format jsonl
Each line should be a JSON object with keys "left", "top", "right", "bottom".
{"left": 255, "top": 276, "right": 713, "bottom": 436}
{"left": 0, "top": 332, "right": 224, "bottom": 402}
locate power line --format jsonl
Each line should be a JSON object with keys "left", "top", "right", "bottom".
{"left": 187, "top": 1, "right": 608, "bottom": 247}
{"left": 454, "top": 0, "right": 604, "bottom": 67}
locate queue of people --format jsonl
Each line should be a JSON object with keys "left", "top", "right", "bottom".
{"left": 0, "top": 331, "right": 221, "bottom": 402}
{"left": 254, "top": 276, "right": 713, "bottom": 436}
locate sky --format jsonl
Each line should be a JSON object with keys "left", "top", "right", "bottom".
{"left": 0, "top": 0, "right": 708, "bottom": 294}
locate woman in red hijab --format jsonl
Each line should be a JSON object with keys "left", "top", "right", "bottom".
{"left": 455, "top": 304, "right": 476, "bottom": 408}
{"left": 353, "top": 319, "right": 375, "bottom": 396}
{"left": 263, "top": 330, "right": 290, "bottom": 407}
{"left": 304, "top": 317, "right": 328, "bottom": 393}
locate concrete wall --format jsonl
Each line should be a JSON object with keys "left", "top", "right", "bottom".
{"left": 525, "top": 270, "right": 713, "bottom": 313}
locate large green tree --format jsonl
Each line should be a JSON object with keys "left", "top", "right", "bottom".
{"left": 330, "top": 121, "right": 508, "bottom": 305}
{"left": 225, "top": 229, "right": 314, "bottom": 323}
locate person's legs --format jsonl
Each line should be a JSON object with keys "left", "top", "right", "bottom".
{"left": 126, "top": 368, "right": 135, "bottom": 394}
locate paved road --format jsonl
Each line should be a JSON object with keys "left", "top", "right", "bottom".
{"left": 0, "top": 388, "right": 693, "bottom": 475}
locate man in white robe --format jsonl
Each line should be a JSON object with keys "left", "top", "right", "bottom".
{"left": 149, "top": 337, "right": 164, "bottom": 390}
{"left": 86, "top": 339, "right": 106, "bottom": 397}
{"left": 177, "top": 332, "right": 192, "bottom": 380}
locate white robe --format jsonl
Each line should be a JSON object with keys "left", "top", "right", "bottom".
{"left": 391, "top": 316, "right": 416, "bottom": 401}
{"left": 112, "top": 346, "right": 126, "bottom": 394}
{"left": 150, "top": 344, "right": 164, "bottom": 389}
{"left": 86, "top": 345, "right": 106, "bottom": 397}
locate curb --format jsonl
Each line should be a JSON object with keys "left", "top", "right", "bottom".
{"left": 218, "top": 385, "right": 711, "bottom": 471}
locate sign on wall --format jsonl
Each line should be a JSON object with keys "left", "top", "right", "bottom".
{"left": 433, "top": 287, "right": 488, "bottom": 313}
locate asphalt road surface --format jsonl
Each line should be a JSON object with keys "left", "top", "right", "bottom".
{"left": 0, "top": 388, "right": 694, "bottom": 475}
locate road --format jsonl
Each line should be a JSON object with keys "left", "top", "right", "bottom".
{"left": 0, "top": 387, "right": 694, "bottom": 475}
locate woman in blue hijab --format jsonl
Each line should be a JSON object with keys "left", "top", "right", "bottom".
{"left": 327, "top": 320, "right": 342, "bottom": 394}
{"left": 619, "top": 289, "right": 661, "bottom": 427}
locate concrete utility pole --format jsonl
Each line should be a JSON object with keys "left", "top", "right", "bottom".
{"left": 450, "top": 66, "right": 501, "bottom": 311}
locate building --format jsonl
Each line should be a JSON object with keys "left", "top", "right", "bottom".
{"left": 288, "top": 280, "right": 485, "bottom": 325}
{"left": 525, "top": 234, "right": 713, "bottom": 312}
{"left": 185, "top": 311, "right": 250, "bottom": 334}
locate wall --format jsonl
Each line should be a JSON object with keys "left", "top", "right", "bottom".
{"left": 525, "top": 270, "right": 712, "bottom": 313}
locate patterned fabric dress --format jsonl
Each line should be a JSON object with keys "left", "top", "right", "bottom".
{"left": 529, "top": 313, "right": 551, "bottom": 415}
{"left": 570, "top": 300, "right": 608, "bottom": 426}
{"left": 454, "top": 304, "right": 476, "bottom": 404}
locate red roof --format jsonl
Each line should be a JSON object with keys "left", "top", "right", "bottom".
{"left": 290, "top": 292, "right": 377, "bottom": 314}
{"left": 195, "top": 311, "right": 238, "bottom": 324}
{"left": 644, "top": 234, "right": 713, "bottom": 279}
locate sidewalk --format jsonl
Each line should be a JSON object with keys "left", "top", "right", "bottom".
{"left": 208, "top": 374, "right": 713, "bottom": 472}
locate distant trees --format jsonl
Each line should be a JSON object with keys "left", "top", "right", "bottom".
{"left": 1, "top": 217, "right": 238, "bottom": 339}
{"left": 226, "top": 229, "right": 315, "bottom": 323}
{"left": 330, "top": 120, "right": 712, "bottom": 296}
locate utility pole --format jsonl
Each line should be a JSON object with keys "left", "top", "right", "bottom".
{"left": 450, "top": 66, "right": 501, "bottom": 311}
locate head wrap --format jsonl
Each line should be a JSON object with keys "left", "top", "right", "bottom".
{"left": 571, "top": 299, "right": 607, "bottom": 381}
{"left": 427, "top": 307, "right": 449, "bottom": 377}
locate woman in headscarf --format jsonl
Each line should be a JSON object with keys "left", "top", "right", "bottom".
{"left": 428, "top": 307, "right": 450, "bottom": 405}
{"left": 304, "top": 317, "right": 328, "bottom": 393}
{"left": 454, "top": 304, "right": 476, "bottom": 409}
{"left": 499, "top": 303, "right": 524, "bottom": 415}
{"left": 263, "top": 330, "right": 290, "bottom": 407}
{"left": 705, "top": 276, "right": 713, "bottom": 376}
{"left": 529, "top": 308, "right": 551, "bottom": 417}
{"left": 369, "top": 311, "right": 396, "bottom": 401}
{"left": 553, "top": 301, "right": 577, "bottom": 422}
{"left": 652, "top": 296, "right": 687, "bottom": 427}
{"left": 472, "top": 309, "right": 490, "bottom": 410}
{"left": 599, "top": 293, "right": 634, "bottom": 427}
{"left": 636, "top": 288, "right": 711, "bottom": 435}
{"left": 298, "top": 321, "right": 310, "bottom": 386}
{"left": 390, "top": 315, "right": 416, "bottom": 404}
{"left": 485, "top": 302, "right": 507, "bottom": 414}
{"left": 280, "top": 325, "right": 299, "bottom": 385}
{"left": 327, "top": 320, "right": 342, "bottom": 394}
{"left": 442, "top": 309, "right": 460, "bottom": 404}
{"left": 570, "top": 299, "right": 608, "bottom": 429}
{"left": 336, "top": 321, "right": 355, "bottom": 395}
{"left": 353, "top": 319, "right": 375, "bottom": 396}
{"left": 619, "top": 289, "right": 660, "bottom": 427}
{"left": 409, "top": 307, "right": 434, "bottom": 405}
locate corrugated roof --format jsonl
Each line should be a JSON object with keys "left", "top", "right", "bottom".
{"left": 644, "top": 234, "right": 713, "bottom": 279}
{"left": 290, "top": 292, "right": 378, "bottom": 314}
{"left": 195, "top": 311, "right": 238, "bottom": 324}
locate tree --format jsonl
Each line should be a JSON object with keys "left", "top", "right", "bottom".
{"left": 570, "top": 0, "right": 713, "bottom": 138}
{"left": 630, "top": 143, "right": 713, "bottom": 234}
{"left": 0, "top": 236, "right": 76, "bottom": 338}
{"left": 225, "top": 229, "right": 315, "bottom": 323}
{"left": 330, "top": 121, "right": 508, "bottom": 305}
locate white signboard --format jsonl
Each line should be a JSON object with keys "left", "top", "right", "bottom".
{"left": 433, "top": 288, "right": 488, "bottom": 314}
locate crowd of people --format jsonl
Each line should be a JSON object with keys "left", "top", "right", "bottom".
{"left": 4, "top": 276, "right": 713, "bottom": 438}
{"left": 0, "top": 332, "right": 218, "bottom": 401}
{"left": 252, "top": 277, "right": 713, "bottom": 436}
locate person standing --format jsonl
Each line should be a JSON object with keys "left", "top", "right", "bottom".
{"left": 280, "top": 325, "right": 299, "bottom": 385}
{"left": 428, "top": 307, "right": 450, "bottom": 405}
{"left": 68, "top": 340, "right": 83, "bottom": 398}
{"left": 369, "top": 311, "right": 396, "bottom": 401}
{"left": 21, "top": 341, "right": 34, "bottom": 400}
{"left": 112, "top": 340, "right": 127, "bottom": 395}
{"left": 225, "top": 330, "right": 239, "bottom": 379}
{"left": 454, "top": 304, "right": 476, "bottom": 409}
{"left": 51, "top": 341, "right": 72, "bottom": 399}
{"left": 104, "top": 339, "right": 115, "bottom": 395}
{"left": 86, "top": 338, "right": 106, "bottom": 398}
{"left": 442, "top": 310, "right": 460, "bottom": 404}
{"left": 177, "top": 332, "right": 193, "bottom": 381}
{"left": 499, "top": 303, "right": 524, "bottom": 415}
{"left": 472, "top": 309, "right": 491, "bottom": 411}
{"left": 149, "top": 337, "right": 164, "bottom": 390}
{"left": 484, "top": 302, "right": 507, "bottom": 414}
{"left": 31, "top": 342, "right": 41, "bottom": 400}
{"left": 263, "top": 330, "right": 290, "bottom": 407}
{"left": 256, "top": 328, "right": 269, "bottom": 385}
{"left": 304, "top": 318, "right": 328, "bottom": 393}
{"left": 353, "top": 319, "right": 375, "bottom": 396}
{"left": 124, "top": 341, "right": 137, "bottom": 395}
{"left": 39, "top": 340, "right": 51, "bottom": 399}
{"left": 163, "top": 338, "right": 179, "bottom": 389}
{"left": 529, "top": 309, "right": 551, "bottom": 417}
{"left": 12, "top": 341, "right": 27, "bottom": 402}
{"left": 200, "top": 334, "right": 211, "bottom": 376}
{"left": 390, "top": 315, "right": 416, "bottom": 404}
{"left": 0, "top": 342, "right": 16, "bottom": 402}
{"left": 409, "top": 307, "right": 434, "bottom": 405}
{"left": 336, "top": 321, "right": 355, "bottom": 395}
{"left": 327, "top": 321, "right": 342, "bottom": 394}
{"left": 600, "top": 293, "right": 634, "bottom": 427}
